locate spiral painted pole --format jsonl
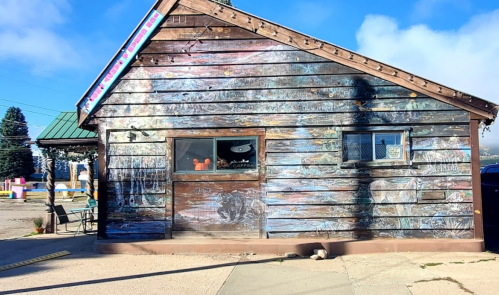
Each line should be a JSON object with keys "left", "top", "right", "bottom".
{"left": 45, "top": 157, "right": 56, "bottom": 233}
{"left": 87, "top": 157, "right": 95, "bottom": 200}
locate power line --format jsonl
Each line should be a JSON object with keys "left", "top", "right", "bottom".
{"left": 0, "top": 57, "right": 81, "bottom": 86}
{"left": 0, "top": 98, "right": 63, "bottom": 113}
{"left": 0, "top": 74, "right": 81, "bottom": 96}
{"left": 0, "top": 104, "right": 59, "bottom": 117}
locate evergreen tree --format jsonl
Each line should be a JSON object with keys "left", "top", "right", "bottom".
{"left": 214, "top": 0, "right": 232, "bottom": 6}
{"left": 0, "top": 107, "right": 35, "bottom": 180}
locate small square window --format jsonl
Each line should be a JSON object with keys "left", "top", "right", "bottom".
{"left": 343, "top": 132, "right": 404, "bottom": 162}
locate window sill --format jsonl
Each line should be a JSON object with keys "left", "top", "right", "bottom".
{"left": 172, "top": 171, "right": 260, "bottom": 182}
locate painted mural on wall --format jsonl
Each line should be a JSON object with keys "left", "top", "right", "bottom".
{"left": 174, "top": 182, "right": 265, "bottom": 232}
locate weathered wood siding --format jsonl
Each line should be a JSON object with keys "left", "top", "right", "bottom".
{"left": 95, "top": 8, "right": 472, "bottom": 239}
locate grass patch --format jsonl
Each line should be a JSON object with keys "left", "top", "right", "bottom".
{"left": 469, "top": 258, "right": 496, "bottom": 263}
{"left": 414, "top": 277, "right": 474, "bottom": 294}
{"left": 23, "top": 232, "right": 40, "bottom": 237}
{"left": 420, "top": 262, "right": 443, "bottom": 269}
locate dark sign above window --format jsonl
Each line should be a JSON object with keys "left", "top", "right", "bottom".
{"left": 174, "top": 137, "right": 257, "bottom": 173}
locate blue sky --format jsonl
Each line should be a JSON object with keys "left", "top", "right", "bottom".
{"left": 0, "top": 0, "right": 498, "bottom": 151}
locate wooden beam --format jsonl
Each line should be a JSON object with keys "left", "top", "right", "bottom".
{"left": 97, "top": 131, "right": 108, "bottom": 239}
{"left": 178, "top": 0, "right": 496, "bottom": 120}
{"left": 156, "top": 0, "right": 179, "bottom": 15}
{"left": 470, "top": 119, "right": 484, "bottom": 240}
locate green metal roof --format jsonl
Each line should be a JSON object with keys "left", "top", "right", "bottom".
{"left": 37, "top": 112, "right": 97, "bottom": 141}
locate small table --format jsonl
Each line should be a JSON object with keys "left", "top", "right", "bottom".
{"left": 67, "top": 207, "right": 92, "bottom": 235}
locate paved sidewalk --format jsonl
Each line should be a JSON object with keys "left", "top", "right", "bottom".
{"left": 1, "top": 235, "right": 499, "bottom": 295}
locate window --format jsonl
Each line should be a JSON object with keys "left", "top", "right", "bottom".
{"left": 343, "top": 132, "right": 403, "bottom": 162}
{"left": 174, "top": 137, "right": 257, "bottom": 172}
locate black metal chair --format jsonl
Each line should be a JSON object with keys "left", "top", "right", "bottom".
{"left": 52, "top": 205, "right": 81, "bottom": 236}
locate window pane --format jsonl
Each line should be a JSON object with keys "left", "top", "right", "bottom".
{"left": 174, "top": 138, "right": 214, "bottom": 172}
{"left": 216, "top": 138, "right": 257, "bottom": 170}
{"left": 375, "top": 133, "right": 402, "bottom": 160}
{"left": 343, "top": 133, "right": 372, "bottom": 161}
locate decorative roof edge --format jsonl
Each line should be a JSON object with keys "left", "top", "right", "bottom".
{"left": 182, "top": 0, "right": 498, "bottom": 123}
{"left": 77, "top": 0, "right": 498, "bottom": 128}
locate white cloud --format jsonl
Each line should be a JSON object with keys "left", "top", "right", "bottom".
{"left": 356, "top": 10, "right": 499, "bottom": 144}
{"left": 0, "top": 0, "right": 83, "bottom": 72}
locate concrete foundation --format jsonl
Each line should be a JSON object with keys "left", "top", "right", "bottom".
{"left": 94, "top": 238, "right": 484, "bottom": 256}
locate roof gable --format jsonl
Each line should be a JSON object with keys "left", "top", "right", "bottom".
{"left": 76, "top": 0, "right": 498, "bottom": 127}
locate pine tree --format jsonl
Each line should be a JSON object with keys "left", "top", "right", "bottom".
{"left": 214, "top": 0, "right": 232, "bottom": 6}
{"left": 0, "top": 107, "right": 35, "bottom": 180}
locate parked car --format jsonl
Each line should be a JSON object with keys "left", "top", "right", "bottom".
{"left": 481, "top": 164, "right": 499, "bottom": 248}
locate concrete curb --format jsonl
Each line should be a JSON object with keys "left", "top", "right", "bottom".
{"left": 94, "top": 238, "right": 484, "bottom": 256}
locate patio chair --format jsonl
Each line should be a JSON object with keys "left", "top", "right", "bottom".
{"left": 52, "top": 205, "right": 82, "bottom": 236}
{"left": 86, "top": 198, "right": 98, "bottom": 231}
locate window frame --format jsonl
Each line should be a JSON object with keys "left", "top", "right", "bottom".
{"left": 340, "top": 127, "right": 411, "bottom": 167}
{"left": 173, "top": 136, "right": 259, "bottom": 174}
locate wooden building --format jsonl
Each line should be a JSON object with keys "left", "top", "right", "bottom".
{"left": 76, "top": 0, "right": 498, "bottom": 243}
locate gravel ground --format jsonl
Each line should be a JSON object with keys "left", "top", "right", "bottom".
{"left": 0, "top": 198, "right": 87, "bottom": 240}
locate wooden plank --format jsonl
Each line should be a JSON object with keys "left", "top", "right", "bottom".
{"left": 266, "top": 217, "right": 474, "bottom": 232}
{"left": 107, "top": 180, "right": 168, "bottom": 194}
{"left": 266, "top": 127, "right": 339, "bottom": 139}
{"left": 107, "top": 207, "right": 168, "bottom": 221}
{"left": 417, "top": 176, "right": 472, "bottom": 190}
{"left": 267, "top": 190, "right": 472, "bottom": 205}
{"left": 268, "top": 229, "right": 474, "bottom": 239}
{"left": 107, "top": 155, "right": 167, "bottom": 169}
{"left": 266, "top": 190, "right": 419, "bottom": 205}
{"left": 106, "top": 221, "right": 170, "bottom": 234}
{"left": 112, "top": 75, "right": 395, "bottom": 93}
{"left": 161, "top": 15, "right": 233, "bottom": 27}
{"left": 174, "top": 181, "right": 264, "bottom": 232}
{"left": 107, "top": 193, "right": 167, "bottom": 207}
{"left": 123, "top": 62, "right": 361, "bottom": 79}
{"left": 105, "top": 87, "right": 427, "bottom": 105}
{"left": 157, "top": 0, "right": 179, "bottom": 15}
{"left": 266, "top": 139, "right": 340, "bottom": 152}
{"left": 470, "top": 120, "right": 483, "bottom": 239}
{"left": 132, "top": 51, "right": 329, "bottom": 66}
{"left": 411, "top": 125, "right": 470, "bottom": 137}
{"left": 93, "top": 111, "right": 471, "bottom": 129}
{"left": 267, "top": 176, "right": 470, "bottom": 192}
{"left": 151, "top": 27, "right": 263, "bottom": 40}
{"left": 141, "top": 39, "right": 295, "bottom": 53}
{"left": 107, "top": 168, "right": 168, "bottom": 182}
{"left": 266, "top": 163, "right": 471, "bottom": 178}
{"left": 412, "top": 137, "right": 470, "bottom": 150}
{"left": 266, "top": 178, "right": 417, "bottom": 192}
{"left": 98, "top": 98, "right": 458, "bottom": 118}
{"left": 266, "top": 152, "right": 340, "bottom": 165}
{"left": 267, "top": 203, "right": 473, "bottom": 218}
{"left": 98, "top": 132, "right": 107, "bottom": 239}
{"left": 108, "top": 143, "right": 166, "bottom": 155}
{"left": 172, "top": 173, "right": 259, "bottom": 182}
{"left": 168, "top": 4, "right": 203, "bottom": 15}
{"left": 421, "top": 191, "right": 445, "bottom": 200}
{"left": 412, "top": 150, "right": 471, "bottom": 163}
{"left": 108, "top": 128, "right": 263, "bottom": 143}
